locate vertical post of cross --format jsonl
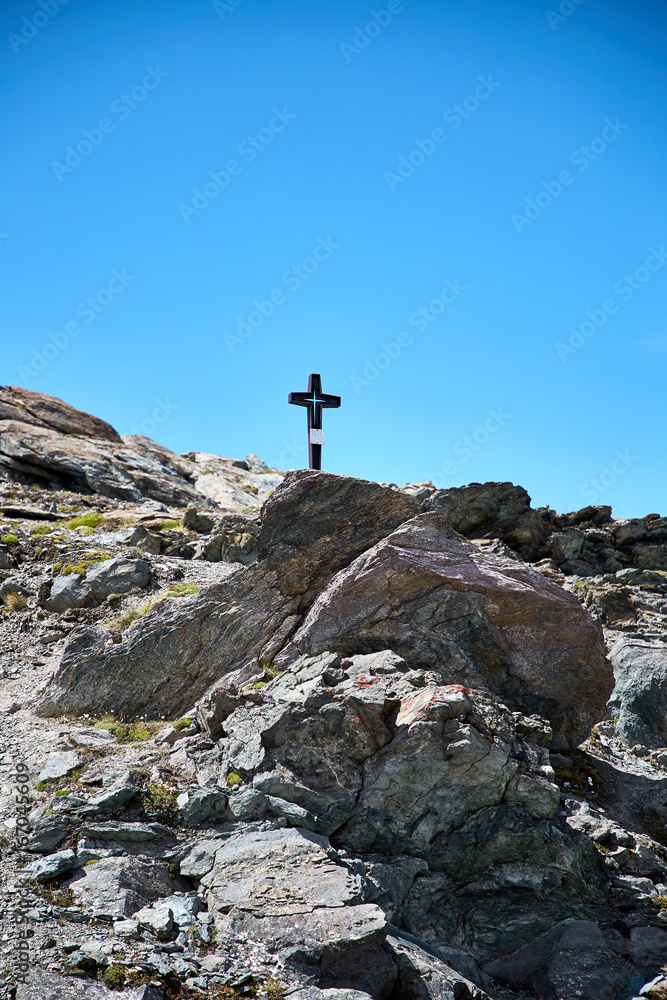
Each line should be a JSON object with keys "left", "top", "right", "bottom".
{"left": 288, "top": 374, "right": 341, "bottom": 470}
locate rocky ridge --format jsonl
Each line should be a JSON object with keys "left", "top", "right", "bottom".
{"left": 0, "top": 389, "right": 666, "bottom": 1000}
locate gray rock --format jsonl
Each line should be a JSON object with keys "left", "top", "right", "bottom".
{"left": 45, "top": 557, "right": 150, "bottom": 611}
{"left": 180, "top": 785, "right": 227, "bottom": 826}
{"left": 133, "top": 902, "right": 174, "bottom": 940}
{"left": 178, "top": 837, "right": 227, "bottom": 878}
{"left": 37, "top": 751, "right": 80, "bottom": 783}
{"left": 82, "top": 771, "right": 139, "bottom": 814}
{"left": 24, "top": 848, "right": 78, "bottom": 882}
{"left": 0, "top": 577, "right": 31, "bottom": 599}
{"left": 226, "top": 786, "right": 268, "bottom": 821}
{"left": 25, "top": 813, "right": 75, "bottom": 853}
{"left": 483, "top": 919, "right": 636, "bottom": 999}
{"left": 422, "top": 481, "right": 531, "bottom": 535}
{"left": 608, "top": 636, "right": 667, "bottom": 747}
{"left": 290, "top": 991, "right": 374, "bottom": 1000}
{"left": 65, "top": 856, "right": 175, "bottom": 919}
{"left": 246, "top": 453, "right": 269, "bottom": 474}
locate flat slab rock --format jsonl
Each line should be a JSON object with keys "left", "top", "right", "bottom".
{"left": 65, "top": 856, "right": 175, "bottom": 919}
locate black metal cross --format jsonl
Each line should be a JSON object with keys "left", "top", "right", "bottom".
{"left": 288, "top": 373, "right": 341, "bottom": 471}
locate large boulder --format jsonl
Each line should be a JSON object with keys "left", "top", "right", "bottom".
{"left": 607, "top": 637, "right": 667, "bottom": 747}
{"left": 258, "top": 470, "right": 420, "bottom": 605}
{"left": 45, "top": 557, "right": 151, "bottom": 611}
{"left": 199, "top": 651, "right": 608, "bottom": 962}
{"left": 201, "top": 828, "right": 397, "bottom": 998}
{"left": 35, "top": 473, "right": 418, "bottom": 719}
{"left": 423, "top": 482, "right": 531, "bottom": 534}
{"left": 281, "top": 513, "right": 611, "bottom": 743}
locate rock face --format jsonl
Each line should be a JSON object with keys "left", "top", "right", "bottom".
{"left": 0, "top": 385, "right": 281, "bottom": 510}
{"left": 282, "top": 512, "right": 611, "bottom": 744}
{"left": 202, "top": 828, "right": 397, "bottom": 998}
{"left": 44, "top": 557, "right": 151, "bottom": 612}
{"left": 607, "top": 637, "right": 667, "bottom": 747}
{"left": 35, "top": 474, "right": 610, "bottom": 743}
{"left": 9, "top": 389, "right": 667, "bottom": 1000}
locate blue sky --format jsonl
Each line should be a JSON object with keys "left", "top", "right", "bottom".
{"left": 1, "top": 0, "right": 665, "bottom": 518}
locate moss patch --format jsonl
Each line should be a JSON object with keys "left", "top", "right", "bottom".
{"left": 31, "top": 523, "right": 53, "bottom": 536}
{"left": 62, "top": 512, "right": 105, "bottom": 530}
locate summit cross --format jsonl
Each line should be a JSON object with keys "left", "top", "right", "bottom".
{"left": 288, "top": 373, "right": 341, "bottom": 471}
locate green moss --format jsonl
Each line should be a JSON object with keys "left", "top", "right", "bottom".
{"left": 253, "top": 681, "right": 266, "bottom": 689}
{"left": 156, "top": 518, "right": 184, "bottom": 532}
{"left": 62, "top": 512, "right": 104, "bottom": 530}
{"left": 174, "top": 717, "right": 193, "bottom": 731}
{"left": 264, "top": 977, "right": 286, "bottom": 1000}
{"left": 94, "top": 714, "right": 162, "bottom": 743}
{"left": 77, "top": 525, "right": 96, "bottom": 536}
{"left": 1, "top": 534, "right": 19, "bottom": 545}
{"left": 203, "top": 469, "right": 214, "bottom": 474}
{"left": 242, "top": 484, "right": 259, "bottom": 494}
{"left": 36, "top": 781, "right": 47, "bottom": 792}
{"left": 102, "top": 965, "right": 127, "bottom": 990}
{"left": 60, "top": 552, "right": 107, "bottom": 576}
{"left": 167, "top": 581, "right": 199, "bottom": 597}
{"left": 226, "top": 772, "right": 242, "bottom": 787}
{"left": 31, "top": 523, "right": 53, "bottom": 536}
{"left": 55, "top": 789, "right": 71, "bottom": 797}
{"left": 53, "top": 561, "right": 63, "bottom": 574}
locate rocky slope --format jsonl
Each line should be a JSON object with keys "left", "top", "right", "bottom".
{"left": 1, "top": 388, "right": 667, "bottom": 1000}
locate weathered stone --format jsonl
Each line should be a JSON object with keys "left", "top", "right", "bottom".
{"left": 133, "top": 902, "right": 174, "bottom": 940}
{"left": 180, "top": 785, "right": 227, "bottom": 825}
{"left": 65, "top": 856, "right": 174, "bottom": 919}
{"left": 423, "top": 482, "right": 531, "bottom": 535}
{"left": 45, "top": 557, "right": 150, "bottom": 612}
{"left": 179, "top": 838, "right": 228, "bottom": 878}
{"left": 608, "top": 637, "right": 667, "bottom": 747}
{"left": 284, "top": 514, "right": 611, "bottom": 743}
{"left": 24, "top": 848, "right": 78, "bottom": 882}
{"left": 483, "top": 919, "right": 636, "bottom": 1000}
{"left": 25, "top": 813, "right": 74, "bottom": 853}
{"left": 37, "top": 751, "right": 80, "bottom": 783}
{"left": 257, "top": 470, "right": 420, "bottom": 605}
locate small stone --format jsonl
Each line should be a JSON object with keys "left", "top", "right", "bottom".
{"left": 24, "top": 849, "right": 77, "bottom": 882}
{"left": 37, "top": 751, "right": 80, "bottom": 784}
{"left": 226, "top": 787, "right": 267, "bottom": 821}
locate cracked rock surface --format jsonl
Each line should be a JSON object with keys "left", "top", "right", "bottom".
{"left": 2, "top": 390, "right": 667, "bottom": 1000}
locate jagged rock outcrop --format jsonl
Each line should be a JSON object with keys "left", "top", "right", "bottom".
{"left": 34, "top": 473, "right": 610, "bottom": 742}
{"left": 607, "top": 636, "right": 667, "bottom": 748}
{"left": 0, "top": 385, "right": 281, "bottom": 510}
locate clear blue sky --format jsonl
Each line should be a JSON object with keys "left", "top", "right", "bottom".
{"left": 1, "top": 0, "right": 665, "bottom": 518}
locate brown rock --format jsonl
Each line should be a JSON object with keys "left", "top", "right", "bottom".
{"left": 284, "top": 513, "right": 612, "bottom": 743}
